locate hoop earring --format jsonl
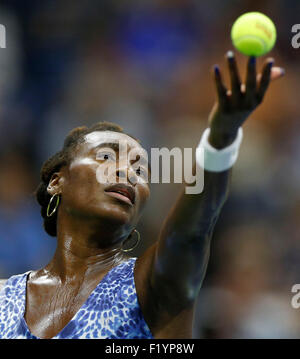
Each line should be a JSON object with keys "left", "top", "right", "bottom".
{"left": 46, "top": 193, "right": 60, "bottom": 217}
{"left": 121, "top": 229, "right": 141, "bottom": 253}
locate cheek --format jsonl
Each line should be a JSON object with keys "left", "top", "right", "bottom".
{"left": 63, "top": 163, "right": 106, "bottom": 206}
{"left": 70, "top": 158, "right": 118, "bottom": 187}
{"left": 62, "top": 162, "right": 136, "bottom": 225}
{"left": 137, "top": 185, "right": 150, "bottom": 211}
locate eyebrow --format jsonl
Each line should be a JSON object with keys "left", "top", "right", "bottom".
{"left": 92, "top": 142, "right": 151, "bottom": 175}
{"left": 93, "top": 142, "right": 120, "bottom": 153}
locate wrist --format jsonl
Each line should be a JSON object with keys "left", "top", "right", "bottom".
{"left": 196, "top": 127, "right": 243, "bottom": 172}
{"left": 208, "top": 128, "right": 239, "bottom": 149}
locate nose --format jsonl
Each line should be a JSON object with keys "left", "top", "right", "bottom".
{"left": 116, "top": 165, "right": 137, "bottom": 185}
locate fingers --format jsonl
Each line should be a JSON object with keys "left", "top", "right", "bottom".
{"left": 256, "top": 58, "right": 274, "bottom": 103}
{"left": 213, "top": 52, "right": 285, "bottom": 110}
{"left": 257, "top": 59, "right": 285, "bottom": 104}
{"left": 245, "top": 56, "right": 257, "bottom": 106}
{"left": 213, "top": 64, "right": 228, "bottom": 108}
{"left": 226, "top": 51, "right": 242, "bottom": 104}
{"left": 245, "top": 56, "right": 285, "bottom": 106}
{"left": 270, "top": 66, "right": 285, "bottom": 81}
{"left": 257, "top": 66, "right": 285, "bottom": 82}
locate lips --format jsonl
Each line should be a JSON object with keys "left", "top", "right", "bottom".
{"left": 104, "top": 183, "right": 135, "bottom": 205}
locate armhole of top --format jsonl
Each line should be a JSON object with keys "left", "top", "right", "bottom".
{"left": 0, "top": 279, "right": 7, "bottom": 292}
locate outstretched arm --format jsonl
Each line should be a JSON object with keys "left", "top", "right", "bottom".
{"left": 150, "top": 52, "right": 284, "bottom": 310}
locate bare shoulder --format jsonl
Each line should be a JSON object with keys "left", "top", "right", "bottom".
{"left": 0, "top": 279, "right": 7, "bottom": 292}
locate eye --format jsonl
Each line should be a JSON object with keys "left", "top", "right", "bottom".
{"left": 135, "top": 166, "right": 148, "bottom": 180}
{"left": 96, "top": 150, "right": 116, "bottom": 162}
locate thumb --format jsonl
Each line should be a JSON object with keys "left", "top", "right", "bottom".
{"left": 257, "top": 66, "right": 285, "bottom": 82}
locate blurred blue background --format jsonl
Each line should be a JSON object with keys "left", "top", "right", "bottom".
{"left": 0, "top": 0, "right": 299, "bottom": 338}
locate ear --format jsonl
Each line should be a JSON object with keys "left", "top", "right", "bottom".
{"left": 47, "top": 172, "right": 64, "bottom": 196}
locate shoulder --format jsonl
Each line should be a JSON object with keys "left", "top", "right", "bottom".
{"left": 0, "top": 273, "right": 26, "bottom": 292}
{"left": 0, "top": 279, "right": 7, "bottom": 292}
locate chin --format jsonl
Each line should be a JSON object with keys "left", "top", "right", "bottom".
{"left": 92, "top": 201, "right": 135, "bottom": 226}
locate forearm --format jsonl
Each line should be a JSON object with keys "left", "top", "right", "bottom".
{"left": 158, "top": 126, "right": 236, "bottom": 248}
{"left": 152, "top": 128, "right": 236, "bottom": 302}
{"left": 159, "top": 166, "right": 231, "bottom": 243}
{"left": 153, "top": 169, "right": 231, "bottom": 304}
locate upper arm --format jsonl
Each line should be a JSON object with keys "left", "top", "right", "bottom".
{"left": 0, "top": 279, "right": 7, "bottom": 292}
{"left": 134, "top": 242, "right": 197, "bottom": 337}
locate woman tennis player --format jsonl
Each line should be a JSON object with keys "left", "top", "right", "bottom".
{"left": 0, "top": 52, "right": 284, "bottom": 339}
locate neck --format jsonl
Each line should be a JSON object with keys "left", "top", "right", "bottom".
{"left": 45, "top": 212, "right": 130, "bottom": 282}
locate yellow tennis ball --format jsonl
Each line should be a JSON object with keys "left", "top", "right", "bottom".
{"left": 231, "top": 12, "right": 277, "bottom": 56}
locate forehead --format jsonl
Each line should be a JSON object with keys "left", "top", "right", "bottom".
{"left": 81, "top": 130, "right": 144, "bottom": 153}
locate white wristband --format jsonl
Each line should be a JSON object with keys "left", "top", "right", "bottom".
{"left": 196, "top": 127, "right": 243, "bottom": 172}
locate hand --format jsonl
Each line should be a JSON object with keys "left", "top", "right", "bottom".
{"left": 208, "top": 51, "right": 285, "bottom": 149}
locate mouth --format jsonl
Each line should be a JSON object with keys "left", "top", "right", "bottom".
{"left": 104, "top": 183, "right": 135, "bottom": 206}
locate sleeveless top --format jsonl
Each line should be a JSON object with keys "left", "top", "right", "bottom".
{"left": 0, "top": 257, "right": 154, "bottom": 339}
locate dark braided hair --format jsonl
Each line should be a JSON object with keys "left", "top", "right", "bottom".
{"left": 35, "top": 121, "right": 138, "bottom": 237}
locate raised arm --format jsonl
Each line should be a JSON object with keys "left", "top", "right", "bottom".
{"left": 148, "top": 52, "right": 284, "bottom": 311}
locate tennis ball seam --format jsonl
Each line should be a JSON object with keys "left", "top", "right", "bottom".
{"left": 233, "top": 34, "right": 268, "bottom": 52}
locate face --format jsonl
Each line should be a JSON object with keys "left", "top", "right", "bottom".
{"left": 53, "top": 131, "right": 150, "bottom": 233}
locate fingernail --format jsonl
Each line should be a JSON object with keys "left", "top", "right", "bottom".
{"left": 214, "top": 65, "right": 220, "bottom": 74}
{"left": 227, "top": 50, "right": 234, "bottom": 61}
{"left": 268, "top": 58, "right": 274, "bottom": 67}
{"left": 250, "top": 56, "right": 256, "bottom": 64}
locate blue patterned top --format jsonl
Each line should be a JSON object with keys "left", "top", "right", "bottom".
{"left": 0, "top": 257, "right": 154, "bottom": 339}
